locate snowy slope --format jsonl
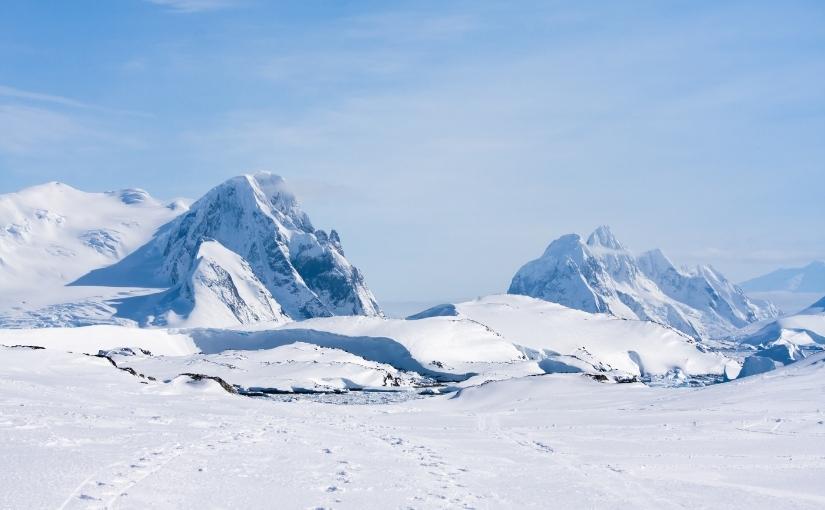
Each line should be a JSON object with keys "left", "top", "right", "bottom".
{"left": 2, "top": 345, "right": 824, "bottom": 509}
{"left": 509, "top": 226, "right": 777, "bottom": 339}
{"left": 74, "top": 173, "right": 380, "bottom": 321}
{"left": 408, "top": 294, "right": 732, "bottom": 378}
{"left": 182, "top": 295, "right": 732, "bottom": 379}
{"left": 740, "top": 294, "right": 825, "bottom": 348}
{"left": 0, "top": 294, "right": 732, "bottom": 382}
{"left": 0, "top": 325, "right": 198, "bottom": 355}
{"left": 112, "top": 240, "right": 290, "bottom": 328}
{"left": 0, "top": 182, "right": 185, "bottom": 291}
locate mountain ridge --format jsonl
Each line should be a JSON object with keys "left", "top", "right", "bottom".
{"left": 508, "top": 226, "right": 778, "bottom": 339}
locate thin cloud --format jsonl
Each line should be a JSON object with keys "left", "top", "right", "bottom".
{"left": 0, "top": 104, "right": 143, "bottom": 156}
{"left": 0, "top": 84, "right": 89, "bottom": 109}
{"left": 0, "top": 84, "right": 151, "bottom": 118}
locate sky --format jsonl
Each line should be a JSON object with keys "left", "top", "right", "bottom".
{"left": 1, "top": 0, "right": 824, "bottom": 308}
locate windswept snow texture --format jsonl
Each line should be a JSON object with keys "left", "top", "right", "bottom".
{"left": 509, "top": 225, "right": 777, "bottom": 339}
{"left": 74, "top": 173, "right": 380, "bottom": 321}
{"left": 1, "top": 344, "right": 824, "bottom": 509}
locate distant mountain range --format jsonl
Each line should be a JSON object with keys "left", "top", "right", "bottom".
{"left": 508, "top": 226, "right": 778, "bottom": 339}
{"left": 741, "top": 261, "right": 825, "bottom": 293}
{"left": 0, "top": 178, "right": 793, "bottom": 340}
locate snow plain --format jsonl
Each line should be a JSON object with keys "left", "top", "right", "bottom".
{"left": 1, "top": 344, "right": 824, "bottom": 510}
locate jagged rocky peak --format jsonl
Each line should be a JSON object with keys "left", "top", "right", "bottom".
{"left": 75, "top": 172, "right": 381, "bottom": 322}
{"left": 509, "top": 226, "right": 779, "bottom": 339}
{"left": 167, "top": 172, "right": 382, "bottom": 320}
{"left": 510, "top": 231, "right": 615, "bottom": 315}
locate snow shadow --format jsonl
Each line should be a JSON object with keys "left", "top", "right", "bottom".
{"left": 187, "top": 328, "right": 474, "bottom": 383}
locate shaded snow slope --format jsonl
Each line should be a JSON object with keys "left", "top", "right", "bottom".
{"left": 509, "top": 225, "right": 777, "bottom": 339}
{"left": 104, "top": 342, "right": 423, "bottom": 393}
{"left": 112, "top": 240, "right": 290, "bottom": 328}
{"left": 74, "top": 173, "right": 379, "bottom": 321}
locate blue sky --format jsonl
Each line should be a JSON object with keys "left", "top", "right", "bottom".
{"left": 1, "top": 0, "right": 824, "bottom": 305}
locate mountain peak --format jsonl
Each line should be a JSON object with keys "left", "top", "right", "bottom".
{"left": 73, "top": 173, "right": 381, "bottom": 322}
{"left": 510, "top": 229, "right": 779, "bottom": 339}
{"left": 212, "top": 173, "right": 313, "bottom": 233}
{"left": 586, "top": 225, "right": 624, "bottom": 250}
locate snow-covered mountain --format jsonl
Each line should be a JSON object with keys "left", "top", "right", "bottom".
{"left": 739, "top": 261, "right": 825, "bottom": 314}
{"left": 0, "top": 182, "right": 186, "bottom": 291}
{"left": 508, "top": 226, "right": 778, "bottom": 339}
{"left": 74, "top": 173, "right": 381, "bottom": 322}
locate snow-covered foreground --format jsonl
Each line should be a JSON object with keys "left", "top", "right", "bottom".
{"left": 2, "top": 345, "right": 824, "bottom": 509}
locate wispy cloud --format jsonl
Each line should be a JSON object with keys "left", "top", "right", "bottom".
{"left": 0, "top": 103, "right": 143, "bottom": 156}
{"left": 0, "top": 84, "right": 151, "bottom": 118}
{"left": 0, "top": 86, "right": 146, "bottom": 156}
{"left": 0, "top": 84, "right": 89, "bottom": 109}
{"left": 0, "top": 104, "right": 82, "bottom": 154}
{"left": 145, "top": 0, "right": 242, "bottom": 13}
